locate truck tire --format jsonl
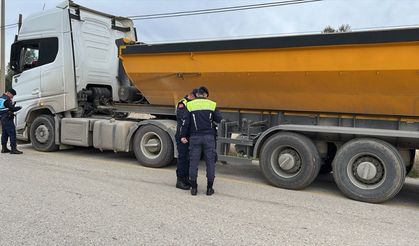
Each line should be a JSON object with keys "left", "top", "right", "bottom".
{"left": 260, "top": 132, "right": 321, "bottom": 190}
{"left": 332, "top": 138, "right": 405, "bottom": 203}
{"left": 133, "top": 125, "right": 174, "bottom": 168}
{"left": 30, "top": 115, "right": 59, "bottom": 152}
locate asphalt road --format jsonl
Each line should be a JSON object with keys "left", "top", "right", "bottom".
{"left": 0, "top": 144, "right": 418, "bottom": 246}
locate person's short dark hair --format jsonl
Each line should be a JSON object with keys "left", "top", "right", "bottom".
{"left": 197, "top": 86, "right": 209, "bottom": 97}
{"left": 8, "top": 88, "right": 17, "bottom": 96}
{"left": 192, "top": 88, "right": 198, "bottom": 96}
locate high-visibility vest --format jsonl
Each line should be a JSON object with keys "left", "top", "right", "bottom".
{"left": 0, "top": 95, "right": 8, "bottom": 113}
{"left": 186, "top": 98, "right": 217, "bottom": 112}
{"left": 176, "top": 98, "right": 189, "bottom": 113}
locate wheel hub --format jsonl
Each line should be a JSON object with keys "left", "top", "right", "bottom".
{"left": 352, "top": 156, "right": 384, "bottom": 185}
{"left": 140, "top": 132, "right": 162, "bottom": 159}
{"left": 144, "top": 139, "right": 161, "bottom": 153}
{"left": 278, "top": 153, "right": 296, "bottom": 171}
{"left": 271, "top": 148, "right": 302, "bottom": 177}
{"left": 35, "top": 125, "right": 49, "bottom": 144}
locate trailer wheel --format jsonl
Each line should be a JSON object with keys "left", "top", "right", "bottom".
{"left": 332, "top": 138, "right": 405, "bottom": 203}
{"left": 260, "top": 132, "right": 321, "bottom": 190}
{"left": 133, "top": 125, "right": 174, "bottom": 168}
{"left": 30, "top": 115, "right": 59, "bottom": 152}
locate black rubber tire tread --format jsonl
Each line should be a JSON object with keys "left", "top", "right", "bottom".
{"left": 260, "top": 132, "right": 321, "bottom": 190}
{"left": 332, "top": 138, "right": 406, "bottom": 203}
{"left": 30, "top": 115, "right": 59, "bottom": 152}
{"left": 133, "top": 125, "right": 174, "bottom": 168}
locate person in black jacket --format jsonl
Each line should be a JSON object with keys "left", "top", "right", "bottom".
{"left": 180, "top": 86, "right": 222, "bottom": 196}
{"left": 0, "top": 88, "right": 23, "bottom": 154}
{"left": 175, "top": 89, "right": 196, "bottom": 190}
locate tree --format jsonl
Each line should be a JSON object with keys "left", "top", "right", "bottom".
{"left": 5, "top": 63, "right": 14, "bottom": 91}
{"left": 322, "top": 24, "right": 351, "bottom": 33}
{"left": 322, "top": 25, "right": 336, "bottom": 33}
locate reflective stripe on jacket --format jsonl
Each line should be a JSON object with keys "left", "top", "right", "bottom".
{"left": 0, "top": 95, "right": 9, "bottom": 113}
{"left": 182, "top": 98, "right": 222, "bottom": 137}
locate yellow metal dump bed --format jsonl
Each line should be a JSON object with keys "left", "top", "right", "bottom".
{"left": 120, "top": 28, "right": 419, "bottom": 117}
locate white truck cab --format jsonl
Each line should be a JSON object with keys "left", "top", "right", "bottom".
{"left": 10, "top": 0, "right": 135, "bottom": 141}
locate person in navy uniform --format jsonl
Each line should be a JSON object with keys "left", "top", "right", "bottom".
{"left": 180, "top": 86, "right": 222, "bottom": 196}
{"left": 175, "top": 89, "right": 196, "bottom": 190}
{"left": 0, "top": 88, "right": 23, "bottom": 154}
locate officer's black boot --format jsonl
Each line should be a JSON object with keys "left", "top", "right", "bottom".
{"left": 206, "top": 180, "right": 214, "bottom": 196}
{"left": 190, "top": 180, "right": 198, "bottom": 196}
{"left": 10, "top": 147, "right": 23, "bottom": 154}
{"left": 1, "top": 145, "right": 10, "bottom": 153}
{"left": 176, "top": 177, "right": 191, "bottom": 190}
{"left": 183, "top": 177, "right": 191, "bottom": 186}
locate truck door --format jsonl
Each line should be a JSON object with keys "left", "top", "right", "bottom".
{"left": 10, "top": 40, "right": 41, "bottom": 130}
{"left": 10, "top": 38, "right": 61, "bottom": 130}
{"left": 39, "top": 38, "right": 62, "bottom": 98}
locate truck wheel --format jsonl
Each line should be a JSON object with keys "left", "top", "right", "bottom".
{"left": 30, "top": 115, "right": 59, "bottom": 152}
{"left": 260, "top": 132, "right": 321, "bottom": 190}
{"left": 133, "top": 125, "right": 174, "bottom": 168}
{"left": 332, "top": 138, "right": 405, "bottom": 203}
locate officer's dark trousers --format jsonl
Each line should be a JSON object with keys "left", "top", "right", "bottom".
{"left": 1, "top": 118, "right": 17, "bottom": 148}
{"left": 176, "top": 137, "right": 190, "bottom": 178}
{"left": 189, "top": 135, "right": 216, "bottom": 181}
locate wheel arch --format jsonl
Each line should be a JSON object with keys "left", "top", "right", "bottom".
{"left": 26, "top": 106, "right": 55, "bottom": 124}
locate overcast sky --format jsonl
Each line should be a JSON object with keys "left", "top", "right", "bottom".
{"left": 2, "top": 0, "right": 419, "bottom": 64}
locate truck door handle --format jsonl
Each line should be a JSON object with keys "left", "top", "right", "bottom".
{"left": 32, "top": 89, "right": 40, "bottom": 95}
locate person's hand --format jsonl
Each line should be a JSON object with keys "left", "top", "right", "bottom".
{"left": 15, "top": 106, "right": 22, "bottom": 111}
{"left": 181, "top": 137, "right": 188, "bottom": 144}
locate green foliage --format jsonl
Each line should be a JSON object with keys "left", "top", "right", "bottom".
{"left": 408, "top": 168, "right": 419, "bottom": 178}
{"left": 322, "top": 24, "right": 351, "bottom": 33}
{"left": 5, "top": 63, "right": 14, "bottom": 91}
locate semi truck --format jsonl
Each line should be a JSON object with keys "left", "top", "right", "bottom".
{"left": 9, "top": 0, "right": 419, "bottom": 203}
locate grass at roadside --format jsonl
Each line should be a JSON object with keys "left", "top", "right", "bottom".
{"left": 408, "top": 169, "right": 419, "bottom": 178}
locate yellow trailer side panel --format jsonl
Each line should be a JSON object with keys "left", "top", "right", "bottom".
{"left": 120, "top": 41, "right": 419, "bottom": 116}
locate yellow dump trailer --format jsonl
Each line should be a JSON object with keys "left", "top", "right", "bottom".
{"left": 118, "top": 28, "right": 419, "bottom": 203}
{"left": 120, "top": 28, "right": 419, "bottom": 117}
